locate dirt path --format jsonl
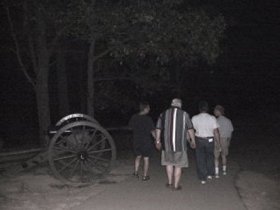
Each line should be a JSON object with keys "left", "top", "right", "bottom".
{"left": 70, "top": 152, "right": 246, "bottom": 210}
{"left": 0, "top": 151, "right": 246, "bottom": 210}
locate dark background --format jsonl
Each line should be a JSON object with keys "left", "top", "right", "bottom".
{"left": 0, "top": 0, "right": 279, "bottom": 149}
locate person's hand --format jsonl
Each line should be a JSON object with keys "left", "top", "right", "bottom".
{"left": 190, "top": 140, "right": 196, "bottom": 149}
{"left": 155, "top": 141, "right": 162, "bottom": 150}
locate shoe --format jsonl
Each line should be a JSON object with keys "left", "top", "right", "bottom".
{"left": 201, "top": 180, "right": 206, "bottom": 184}
{"left": 215, "top": 174, "right": 220, "bottom": 179}
{"left": 132, "top": 172, "right": 139, "bottom": 178}
{"left": 207, "top": 176, "right": 213, "bottom": 180}
{"left": 223, "top": 171, "right": 227, "bottom": 175}
{"left": 173, "top": 186, "right": 182, "bottom": 191}
{"left": 142, "top": 176, "right": 150, "bottom": 181}
{"left": 165, "top": 183, "right": 172, "bottom": 188}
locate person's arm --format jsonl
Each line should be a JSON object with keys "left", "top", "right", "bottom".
{"left": 151, "top": 129, "right": 156, "bottom": 139}
{"left": 187, "top": 129, "right": 196, "bottom": 149}
{"left": 155, "top": 129, "right": 162, "bottom": 150}
{"left": 214, "top": 128, "right": 221, "bottom": 150}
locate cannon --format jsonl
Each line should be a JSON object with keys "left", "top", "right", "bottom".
{"left": 48, "top": 113, "right": 117, "bottom": 186}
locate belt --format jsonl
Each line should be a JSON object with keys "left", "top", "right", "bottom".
{"left": 195, "top": 136, "right": 214, "bottom": 140}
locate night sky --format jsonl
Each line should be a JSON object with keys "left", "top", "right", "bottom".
{"left": 0, "top": 0, "right": 279, "bottom": 148}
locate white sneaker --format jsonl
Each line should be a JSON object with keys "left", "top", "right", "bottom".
{"left": 201, "top": 180, "right": 206, "bottom": 184}
{"left": 207, "top": 176, "right": 213, "bottom": 180}
{"left": 223, "top": 171, "right": 227, "bottom": 175}
{"left": 215, "top": 174, "right": 220, "bottom": 179}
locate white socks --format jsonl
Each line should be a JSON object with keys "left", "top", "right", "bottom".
{"left": 222, "top": 165, "right": 227, "bottom": 175}
{"left": 215, "top": 167, "right": 219, "bottom": 178}
{"left": 215, "top": 166, "right": 227, "bottom": 177}
{"left": 215, "top": 167, "right": 219, "bottom": 175}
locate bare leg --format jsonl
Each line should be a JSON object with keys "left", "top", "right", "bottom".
{"left": 222, "top": 155, "right": 227, "bottom": 167}
{"left": 166, "top": 165, "right": 173, "bottom": 185}
{"left": 214, "top": 152, "right": 220, "bottom": 178}
{"left": 143, "top": 157, "right": 149, "bottom": 177}
{"left": 135, "top": 155, "right": 142, "bottom": 174}
{"left": 174, "top": 167, "right": 182, "bottom": 188}
{"left": 222, "top": 154, "right": 227, "bottom": 175}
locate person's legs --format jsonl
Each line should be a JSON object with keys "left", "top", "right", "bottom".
{"left": 214, "top": 143, "right": 221, "bottom": 178}
{"left": 195, "top": 138, "right": 207, "bottom": 181}
{"left": 166, "top": 165, "right": 174, "bottom": 185}
{"left": 221, "top": 137, "right": 230, "bottom": 175}
{"left": 215, "top": 155, "right": 220, "bottom": 178}
{"left": 143, "top": 157, "right": 149, "bottom": 177}
{"left": 174, "top": 167, "right": 182, "bottom": 189}
{"left": 205, "top": 141, "right": 215, "bottom": 177}
{"left": 134, "top": 155, "right": 142, "bottom": 175}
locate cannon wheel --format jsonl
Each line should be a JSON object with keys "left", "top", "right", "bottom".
{"left": 48, "top": 121, "right": 116, "bottom": 186}
{"left": 55, "top": 113, "right": 99, "bottom": 128}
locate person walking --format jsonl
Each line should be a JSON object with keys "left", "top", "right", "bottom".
{"left": 192, "top": 101, "right": 220, "bottom": 184}
{"left": 213, "top": 105, "right": 234, "bottom": 178}
{"left": 129, "top": 102, "right": 156, "bottom": 181}
{"left": 155, "top": 98, "right": 195, "bottom": 190}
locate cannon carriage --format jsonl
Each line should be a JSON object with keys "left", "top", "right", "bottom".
{"left": 0, "top": 113, "right": 117, "bottom": 187}
{"left": 48, "top": 113, "right": 117, "bottom": 186}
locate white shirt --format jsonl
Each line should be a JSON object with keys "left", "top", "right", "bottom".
{"left": 192, "top": 113, "right": 219, "bottom": 137}
{"left": 217, "top": 115, "right": 234, "bottom": 138}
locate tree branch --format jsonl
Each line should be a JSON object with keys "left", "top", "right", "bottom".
{"left": 6, "top": 6, "right": 35, "bottom": 88}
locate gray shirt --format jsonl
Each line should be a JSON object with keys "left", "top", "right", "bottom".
{"left": 217, "top": 115, "right": 234, "bottom": 138}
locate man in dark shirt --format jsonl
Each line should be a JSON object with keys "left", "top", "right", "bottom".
{"left": 129, "top": 102, "right": 156, "bottom": 181}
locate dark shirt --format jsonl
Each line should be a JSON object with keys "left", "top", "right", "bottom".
{"left": 129, "top": 114, "right": 155, "bottom": 147}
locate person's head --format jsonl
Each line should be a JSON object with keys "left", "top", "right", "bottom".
{"left": 198, "top": 100, "right": 209, "bottom": 113}
{"left": 171, "top": 98, "right": 182, "bottom": 108}
{"left": 139, "top": 101, "right": 150, "bottom": 114}
{"left": 214, "top": 105, "right": 224, "bottom": 117}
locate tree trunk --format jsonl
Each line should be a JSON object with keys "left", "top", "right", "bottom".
{"left": 35, "top": 27, "right": 51, "bottom": 147}
{"left": 36, "top": 65, "right": 51, "bottom": 147}
{"left": 87, "top": 38, "right": 96, "bottom": 117}
{"left": 56, "top": 43, "right": 69, "bottom": 117}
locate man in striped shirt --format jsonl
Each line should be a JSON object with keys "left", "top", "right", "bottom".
{"left": 155, "top": 98, "right": 195, "bottom": 190}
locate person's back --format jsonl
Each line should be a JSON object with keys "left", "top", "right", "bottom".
{"left": 158, "top": 107, "right": 191, "bottom": 152}
{"left": 128, "top": 102, "right": 155, "bottom": 181}
{"left": 155, "top": 98, "right": 195, "bottom": 190}
{"left": 216, "top": 115, "right": 233, "bottom": 138}
{"left": 214, "top": 105, "right": 234, "bottom": 177}
{"left": 129, "top": 114, "right": 154, "bottom": 147}
{"left": 192, "top": 113, "right": 218, "bottom": 138}
{"left": 191, "top": 101, "right": 220, "bottom": 184}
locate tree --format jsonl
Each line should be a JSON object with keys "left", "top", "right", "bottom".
{"left": 4, "top": 0, "right": 80, "bottom": 146}
{"left": 74, "top": 0, "right": 226, "bottom": 113}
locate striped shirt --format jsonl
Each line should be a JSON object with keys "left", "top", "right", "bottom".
{"left": 156, "top": 107, "right": 193, "bottom": 152}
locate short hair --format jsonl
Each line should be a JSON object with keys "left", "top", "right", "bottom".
{"left": 199, "top": 101, "right": 209, "bottom": 112}
{"left": 214, "top": 105, "right": 225, "bottom": 115}
{"left": 171, "top": 98, "right": 182, "bottom": 108}
{"left": 139, "top": 101, "right": 150, "bottom": 112}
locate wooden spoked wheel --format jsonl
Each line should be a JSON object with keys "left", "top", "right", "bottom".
{"left": 55, "top": 113, "right": 99, "bottom": 128}
{"left": 48, "top": 121, "right": 116, "bottom": 186}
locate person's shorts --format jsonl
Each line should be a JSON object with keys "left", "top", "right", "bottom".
{"left": 214, "top": 137, "right": 231, "bottom": 157}
{"left": 133, "top": 144, "right": 153, "bottom": 157}
{"left": 161, "top": 151, "right": 189, "bottom": 168}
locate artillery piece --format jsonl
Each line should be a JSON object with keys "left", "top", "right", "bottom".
{"left": 1, "top": 113, "right": 117, "bottom": 187}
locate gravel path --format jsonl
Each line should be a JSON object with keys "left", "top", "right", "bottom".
{"left": 71, "top": 152, "right": 246, "bottom": 210}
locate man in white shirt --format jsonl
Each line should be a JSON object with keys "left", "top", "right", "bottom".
{"left": 214, "top": 105, "right": 234, "bottom": 177}
{"left": 192, "top": 101, "right": 220, "bottom": 184}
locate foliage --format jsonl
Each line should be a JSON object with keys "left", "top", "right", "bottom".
{"left": 68, "top": 0, "right": 226, "bottom": 114}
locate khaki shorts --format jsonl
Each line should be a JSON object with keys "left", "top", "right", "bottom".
{"left": 214, "top": 137, "right": 231, "bottom": 157}
{"left": 161, "top": 151, "right": 189, "bottom": 168}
